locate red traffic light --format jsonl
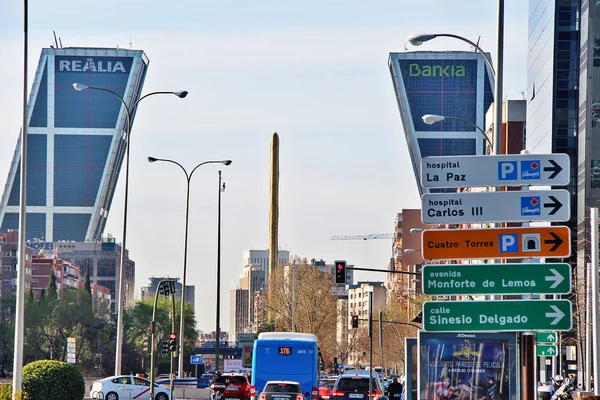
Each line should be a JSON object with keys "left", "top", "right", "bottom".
{"left": 170, "top": 333, "right": 177, "bottom": 340}
{"left": 337, "top": 264, "right": 343, "bottom": 270}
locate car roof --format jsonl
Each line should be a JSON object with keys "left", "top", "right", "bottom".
{"left": 265, "top": 380, "right": 301, "bottom": 385}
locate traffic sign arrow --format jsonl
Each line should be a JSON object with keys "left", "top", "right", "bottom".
{"left": 545, "top": 269, "right": 565, "bottom": 289}
{"left": 544, "top": 159, "right": 563, "bottom": 180}
{"left": 546, "top": 305, "right": 566, "bottom": 325}
{"left": 421, "top": 189, "right": 571, "bottom": 224}
{"left": 423, "top": 300, "right": 572, "bottom": 332}
{"left": 421, "top": 226, "right": 571, "bottom": 260}
{"left": 544, "top": 232, "right": 564, "bottom": 251}
{"left": 420, "top": 154, "right": 570, "bottom": 188}
{"left": 422, "top": 263, "right": 571, "bottom": 295}
{"left": 537, "top": 344, "right": 558, "bottom": 357}
{"left": 537, "top": 332, "right": 558, "bottom": 344}
{"left": 544, "top": 196, "right": 563, "bottom": 215}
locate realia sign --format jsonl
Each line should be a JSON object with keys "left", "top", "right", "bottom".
{"left": 56, "top": 56, "right": 131, "bottom": 73}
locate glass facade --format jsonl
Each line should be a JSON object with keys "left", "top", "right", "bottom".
{"left": 389, "top": 52, "right": 494, "bottom": 195}
{"left": 0, "top": 48, "right": 149, "bottom": 242}
{"left": 527, "top": 0, "right": 581, "bottom": 267}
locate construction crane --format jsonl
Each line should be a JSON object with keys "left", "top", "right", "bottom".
{"left": 331, "top": 233, "right": 394, "bottom": 240}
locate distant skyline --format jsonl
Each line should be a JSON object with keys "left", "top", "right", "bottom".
{"left": 1, "top": 1, "right": 528, "bottom": 332}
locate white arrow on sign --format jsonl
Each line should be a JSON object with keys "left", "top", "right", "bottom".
{"left": 547, "top": 334, "right": 556, "bottom": 342}
{"left": 546, "top": 305, "right": 566, "bottom": 325}
{"left": 545, "top": 269, "right": 565, "bottom": 289}
{"left": 546, "top": 348, "right": 556, "bottom": 355}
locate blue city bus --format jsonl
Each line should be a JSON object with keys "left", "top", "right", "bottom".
{"left": 251, "top": 332, "right": 319, "bottom": 399}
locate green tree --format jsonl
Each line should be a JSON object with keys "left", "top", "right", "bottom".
{"left": 0, "top": 294, "right": 16, "bottom": 373}
{"left": 46, "top": 272, "right": 57, "bottom": 300}
{"left": 123, "top": 297, "right": 199, "bottom": 376}
{"left": 264, "top": 259, "right": 338, "bottom": 360}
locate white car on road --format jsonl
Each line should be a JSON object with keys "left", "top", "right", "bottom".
{"left": 90, "top": 375, "right": 173, "bottom": 400}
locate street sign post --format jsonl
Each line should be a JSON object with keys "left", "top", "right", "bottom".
{"left": 423, "top": 300, "right": 572, "bottom": 332}
{"left": 421, "top": 190, "right": 570, "bottom": 224}
{"left": 422, "top": 263, "right": 571, "bottom": 295}
{"left": 536, "top": 345, "right": 558, "bottom": 357}
{"left": 421, "top": 226, "right": 571, "bottom": 260}
{"left": 421, "top": 154, "right": 570, "bottom": 188}
{"left": 537, "top": 332, "right": 558, "bottom": 344}
{"left": 190, "top": 355, "right": 203, "bottom": 365}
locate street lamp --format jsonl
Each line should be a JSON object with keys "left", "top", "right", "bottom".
{"left": 73, "top": 83, "right": 188, "bottom": 375}
{"left": 403, "top": 249, "right": 419, "bottom": 254}
{"left": 407, "top": 33, "right": 495, "bottom": 77}
{"left": 148, "top": 156, "right": 232, "bottom": 378}
{"left": 422, "top": 114, "right": 493, "bottom": 154}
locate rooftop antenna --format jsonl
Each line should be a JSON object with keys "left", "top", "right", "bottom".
{"left": 129, "top": 34, "right": 133, "bottom": 49}
{"left": 53, "top": 31, "right": 59, "bottom": 48}
{"left": 59, "top": 37, "right": 63, "bottom": 48}
{"left": 474, "top": 36, "right": 481, "bottom": 52}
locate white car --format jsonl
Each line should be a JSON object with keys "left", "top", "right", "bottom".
{"left": 90, "top": 375, "right": 173, "bottom": 400}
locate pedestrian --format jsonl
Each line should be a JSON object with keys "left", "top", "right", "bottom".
{"left": 387, "top": 377, "right": 403, "bottom": 398}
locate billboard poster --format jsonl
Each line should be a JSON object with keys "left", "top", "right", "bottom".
{"left": 418, "top": 332, "right": 517, "bottom": 400}
{"left": 243, "top": 345, "right": 253, "bottom": 368}
{"left": 405, "top": 337, "right": 417, "bottom": 400}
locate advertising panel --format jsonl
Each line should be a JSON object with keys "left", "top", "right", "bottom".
{"left": 243, "top": 345, "right": 253, "bottom": 368}
{"left": 405, "top": 337, "right": 418, "bottom": 400}
{"left": 418, "top": 332, "right": 517, "bottom": 400}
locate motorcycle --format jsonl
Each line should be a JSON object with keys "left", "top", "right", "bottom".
{"left": 211, "top": 383, "right": 227, "bottom": 400}
{"left": 550, "top": 380, "right": 578, "bottom": 400}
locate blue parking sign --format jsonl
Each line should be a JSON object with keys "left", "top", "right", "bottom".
{"left": 190, "top": 355, "right": 203, "bottom": 364}
{"left": 499, "top": 234, "right": 518, "bottom": 253}
{"left": 498, "top": 161, "right": 518, "bottom": 181}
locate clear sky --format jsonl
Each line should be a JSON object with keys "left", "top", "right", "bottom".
{"left": 1, "top": 1, "right": 528, "bottom": 333}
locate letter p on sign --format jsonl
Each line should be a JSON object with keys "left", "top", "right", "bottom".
{"left": 498, "top": 161, "right": 518, "bottom": 180}
{"left": 499, "top": 234, "right": 518, "bottom": 253}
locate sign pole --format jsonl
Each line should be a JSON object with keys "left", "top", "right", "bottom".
{"left": 591, "top": 207, "right": 599, "bottom": 395}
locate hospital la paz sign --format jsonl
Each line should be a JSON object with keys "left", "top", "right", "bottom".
{"left": 423, "top": 300, "right": 572, "bottom": 332}
{"left": 421, "top": 189, "right": 570, "bottom": 224}
{"left": 421, "top": 263, "right": 571, "bottom": 296}
{"left": 421, "top": 226, "right": 571, "bottom": 260}
{"left": 420, "top": 153, "right": 570, "bottom": 188}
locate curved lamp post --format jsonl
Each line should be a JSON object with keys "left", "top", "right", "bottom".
{"left": 73, "top": 83, "right": 188, "bottom": 375}
{"left": 407, "top": 33, "right": 495, "bottom": 77}
{"left": 407, "top": 30, "right": 504, "bottom": 157}
{"left": 148, "top": 156, "right": 232, "bottom": 378}
{"left": 422, "top": 114, "right": 493, "bottom": 154}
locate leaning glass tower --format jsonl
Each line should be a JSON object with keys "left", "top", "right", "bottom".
{"left": 0, "top": 47, "right": 149, "bottom": 242}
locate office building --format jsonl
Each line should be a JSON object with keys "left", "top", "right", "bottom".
{"left": 0, "top": 47, "right": 149, "bottom": 242}
{"left": 0, "top": 231, "right": 34, "bottom": 298}
{"left": 239, "top": 264, "right": 265, "bottom": 331}
{"left": 243, "top": 249, "right": 290, "bottom": 282}
{"left": 229, "top": 288, "right": 249, "bottom": 337}
{"left": 140, "top": 277, "right": 195, "bottom": 311}
{"left": 389, "top": 51, "right": 494, "bottom": 194}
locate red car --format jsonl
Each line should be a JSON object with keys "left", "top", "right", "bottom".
{"left": 318, "top": 379, "right": 337, "bottom": 400}
{"left": 221, "top": 373, "right": 252, "bottom": 400}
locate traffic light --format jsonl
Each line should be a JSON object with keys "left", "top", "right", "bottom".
{"left": 142, "top": 336, "right": 149, "bottom": 353}
{"left": 351, "top": 315, "right": 359, "bottom": 329}
{"left": 161, "top": 340, "right": 169, "bottom": 355}
{"left": 158, "top": 280, "right": 175, "bottom": 296}
{"left": 335, "top": 260, "right": 346, "bottom": 284}
{"left": 169, "top": 333, "right": 177, "bottom": 352}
